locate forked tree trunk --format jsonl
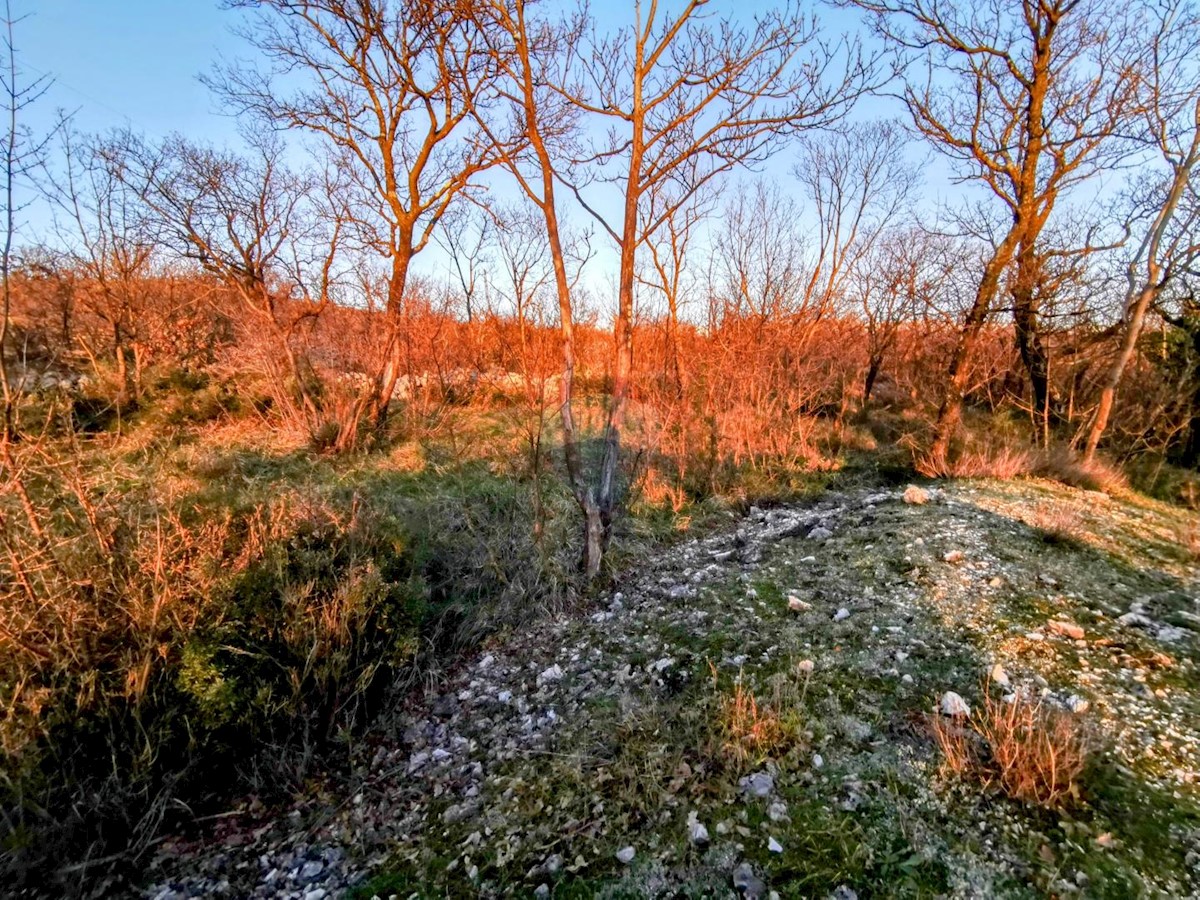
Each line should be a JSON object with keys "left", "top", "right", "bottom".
{"left": 1084, "top": 110, "right": 1200, "bottom": 462}
{"left": 1012, "top": 250, "right": 1055, "bottom": 437}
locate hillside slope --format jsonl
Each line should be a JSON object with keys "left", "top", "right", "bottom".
{"left": 144, "top": 479, "right": 1200, "bottom": 899}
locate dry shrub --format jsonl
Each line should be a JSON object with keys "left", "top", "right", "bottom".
{"left": 1028, "top": 500, "right": 1088, "bottom": 546}
{"left": 1035, "top": 445, "right": 1126, "bottom": 495}
{"left": 719, "top": 680, "right": 789, "bottom": 765}
{"left": 0, "top": 442, "right": 578, "bottom": 885}
{"left": 711, "top": 661, "right": 809, "bottom": 766}
{"left": 0, "top": 444, "right": 500, "bottom": 886}
{"left": 1177, "top": 519, "right": 1200, "bottom": 562}
{"left": 636, "top": 463, "right": 688, "bottom": 513}
{"left": 931, "top": 690, "right": 1090, "bottom": 808}
{"left": 917, "top": 442, "right": 1036, "bottom": 480}
{"left": 916, "top": 440, "right": 1129, "bottom": 499}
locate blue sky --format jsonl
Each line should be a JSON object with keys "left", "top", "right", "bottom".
{"left": 18, "top": 2, "right": 907, "bottom": 291}
{"left": 24, "top": 1, "right": 238, "bottom": 142}
{"left": 15, "top": 1, "right": 995, "bottom": 306}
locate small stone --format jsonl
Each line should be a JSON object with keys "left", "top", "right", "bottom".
{"left": 766, "top": 801, "right": 789, "bottom": 822}
{"left": 808, "top": 525, "right": 834, "bottom": 541}
{"left": 812, "top": 753, "right": 824, "bottom": 768}
{"left": 732, "top": 861, "right": 767, "bottom": 898}
{"left": 902, "top": 485, "right": 929, "bottom": 505}
{"left": 1065, "top": 694, "right": 1090, "bottom": 713}
{"left": 687, "top": 811, "right": 710, "bottom": 846}
{"left": 739, "top": 771, "right": 775, "bottom": 798}
{"left": 833, "top": 607, "right": 850, "bottom": 622}
{"left": 1155, "top": 625, "right": 1186, "bottom": 643}
{"left": 901, "top": 674, "right": 913, "bottom": 684}
{"left": 1048, "top": 620, "right": 1085, "bottom": 640}
{"left": 537, "top": 664, "right": 564, "bottom": 686}
{"left": 431, "top": 694, "right": 458, "bottom": 717}
{"left": 940, "top": 691, "right": 971, "bottom": 717}
{"left": 788, "top": 594, "right": 811, "bottom": 612}
{"left": 406, "top": 750, "right": 430, "bottom": 772}
{"left": 767, "top": 836, "right": 783, "bottom": 853}
{"left": 497, "top": 690, "right": 513, "bottom": 703}
{"left": 830, "top": 887, "right": 859, "bottom": 900}
{"left": 298, "top": 860, "right": 324, "bottom": 882}
{"left": 1117, "top": 611, "right": 1153, "bottom": 628}
{"left": 303, "top": 890, "right": 326, "bottom": 900}
{"left": 534, "top": 885, "right": 550, "bottom": 899}
{"left": 943, "top": 550, "right": 965, "bottom": 564}
{"left": 442, "top": 801, "right": 479, "bottom": 824}
{"left": 616, "top": 846, "right": 636, "bottom": 864}
{"left": 989, "top": 663, "right": 1010, "bottom": 688}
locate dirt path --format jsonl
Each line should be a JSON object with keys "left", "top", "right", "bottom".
{"left": 143, "top": 480, "right": 1200, "bottom": 899}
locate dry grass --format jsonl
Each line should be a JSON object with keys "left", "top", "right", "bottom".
{"left": 0, "top": 417, "right": 580, "bottom": 887}
{"left": 1176, "top": 519, "right": 1200, "bottom": 562}
{"left": 929, "top": 444, "right": 1037, "bottom": 480}
{"left": 1035, "top": 446, "right": 1127, "bottom": 495}
{"left": 916, "top": 438, "right": 1129, "bottom": 500}
{"left": 931, "top": 690, "right": 1091, "bottom": 808}
{"left": 1027, "top": 500, "right": 1089, "bottom": 546}
{"left": 711, "top": 661, "right": 810, "bottom": 766}
{"left": 719, "top": 680, "right": 789, "bottom": 764}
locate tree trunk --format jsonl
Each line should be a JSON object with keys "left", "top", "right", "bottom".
{"left": 596, "top": 131, "right": 642, "bottom": 545}
{"left": 1084, "top": 284, "right": 1156, "bottom": 461}
{"left": 931, "top": 232, "right": 1019, "bottom": 461}
{"left": 1010, "top": 234, "right": 1062, "bottom": 440}
{"left": 1085, "top": 115, "right": 1199, "bottom": 461}
{"left": 863, "top": 353, "right": 882, "bottom": 407}
{"left": 366, "top": 246, "right": 413, "bottom": 435}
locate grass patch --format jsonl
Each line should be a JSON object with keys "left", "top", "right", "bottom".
{"left": 931, "top": 690, "right": 1091, "bottom": 808}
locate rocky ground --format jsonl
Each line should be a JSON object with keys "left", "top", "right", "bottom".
{"left": 141, "top": 478, "right": 1200, "bottom": 899}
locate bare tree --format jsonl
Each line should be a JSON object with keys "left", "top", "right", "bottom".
{"left": 794, "top": 119, "right": 917, "bottom": 314}
{"left": 850, "top": 0, "right": 1141, "bottom": 458}
{"left": 710, "top": 181, "right": 813, "bottom": 328}
{"left": 108, "top": 131, "right": 343, "bottom": 437}
{"left": 855, "top": 226, "right": 953, "bottom": 405}
{"left": 1084, "top": 1, "right": 1200, "bottom": 460}
{"left": 637, "top": 161, "right": 716, "bottom": 394}
{"left": 563, "top": 1, "right": 879, "bottom": 558}
{"left": 491, "top": 201, "right": 551, "bottom": 362}
{"left": 436, "top": 201, "right": 491, "bottom": 326}
{"left": 473, "top": 0, "right": 609, "bottom": 574}
{"left": 0, "top": 0, "right": 52, "bottom": 442}
{"left": 48, "top": 126, "right": 158, "bottom": 398}
{"left": 212, "top": 0, "right": 505, "bottom": 436}
{"left": 486, "top": 0, "right": 877, "bottom": 575}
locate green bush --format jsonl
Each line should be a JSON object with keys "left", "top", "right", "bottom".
{"left": 0, "top": 467, "right": 425, "bottom": 887}
{"left": 0, "top": 439, "right": 576, "bottom": 889}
